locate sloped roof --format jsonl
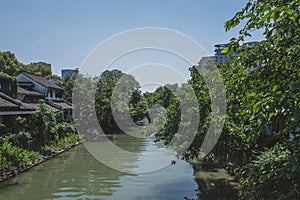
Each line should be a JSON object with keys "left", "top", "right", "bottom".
{"left": 0, "top": 95, "right": 19, "bottom": 111}
{"left": 0, "top": 92, "right": 36, "bottom": 111}
{"left": 20, "top": 102, "right": 39, "bottom": 111}
{"left": 17, "top": 86, "right": 45, "bottom": 97}
{"left": 26, "top": 102, "right": 59, "bottom": 111}
{"left": 20, "top": 72, "right": 64, "bottom": 91}
{"left": 47, "top": 100, "right": 73, "bottom": 110}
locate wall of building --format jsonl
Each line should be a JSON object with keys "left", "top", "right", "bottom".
{"left": 17, "top": 74, "right": 47, "bottom": 95}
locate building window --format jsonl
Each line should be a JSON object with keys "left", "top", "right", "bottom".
{"left": 49, "top": 90, "right": 53, "bottom": 98}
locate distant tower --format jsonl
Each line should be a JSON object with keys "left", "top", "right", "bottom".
{"left": 214, "top": 42, "right": 257, "bottom": 63}
{"left": 214, "top": 43, "right": 232, "bottom": 63}
{"left": 61, "top": 69, "right": 76, "bottom": 80}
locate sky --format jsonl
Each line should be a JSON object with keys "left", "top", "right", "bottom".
{"left": 0, "top": 0, "right": 264, "bottom": 79}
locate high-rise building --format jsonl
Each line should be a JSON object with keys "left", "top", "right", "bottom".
{"left": 214, "top": 42, "right": 257, "bottom": 63}
{"left": 61, "top": 69, "right": 77, "bottom": 80}
{"left": 214, "top": 43, "right": 238, "bottom": 63}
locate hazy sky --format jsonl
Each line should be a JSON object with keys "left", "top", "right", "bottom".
{"left": 0, "top": 0, "right": 263, "bottom": 77}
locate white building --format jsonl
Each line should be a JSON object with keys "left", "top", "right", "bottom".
{"left": 17, "top": 72, "right": 64, "bottom": 101}
{"left": 16, "top": 72, "right": 73, "bottom": 122}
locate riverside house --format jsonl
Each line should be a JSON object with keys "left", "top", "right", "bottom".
{"left": 0, "top": 74, "right": 35, "bottom": 133}
{"left": 16, "top": 72, "right": 73, "bottom": 122}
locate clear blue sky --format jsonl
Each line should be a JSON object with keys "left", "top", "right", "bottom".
{"left": 0, "top": 0, "right": 263, "bottom": 76}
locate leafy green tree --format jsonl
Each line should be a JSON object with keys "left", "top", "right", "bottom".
{"left": 51, "top": 74, "right": 61, "bottom": 80}
{"left": 0, "top": 51, "right": 25, "bottom": 76}
{"left": 129, "top": 90, "right": 148, "bottom": 122}
{"left": 24, "top": 62, "right": 52, "bottom": 78}
{"left": 143, "top": 92, "right": 154, "bottom": 108}
{"left": 24, "top": 100, "right": 59, "bottom": 150}
{"left": 217, "top": 0, "right": 300, "bottom": 198}
{"left": 0, "top": 51, "right": 52, "bottom": 78}
{"left": 58, "top": 69, "right": 78, "bottom": 102}
{"left": 95, "top": 69, "right": 145, "bottom": 133}
{"left": 14, "top": 100, "right": 79, "bottom": 151}
{"left": 152, "top": 84, "right": 177, "bottom": 108}
{"left": 148, "top": 1, "right": 300, "bottom": 198}
{"left": 239, "top": 139, "right": 300, "bottom": 199}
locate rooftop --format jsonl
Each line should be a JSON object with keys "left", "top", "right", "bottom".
{"left": 0, "top": 92, "right": 36, "bottom": 112}
{"left": 47, "top": 100, "right": 73, "bottom": 110}
{"left": 19, "top": 72, "right": 64, "bottom": 91}
{"left": 17, "top": 86, "right": 45, "bottom": 97}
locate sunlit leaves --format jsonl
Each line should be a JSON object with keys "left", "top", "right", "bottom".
{"left": 221, "top": 0, "right": 300, "bottom": 198}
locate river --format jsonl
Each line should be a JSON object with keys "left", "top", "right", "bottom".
{"left": 0, "top": 133, "right": 238, "bottom": 200}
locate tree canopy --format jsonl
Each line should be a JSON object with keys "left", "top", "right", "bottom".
{"left": 94, "top": 69, "right": 147, "bottom": 133}
{"left": 0, "top": 51, "right": 52, "bottom": 78}
{"left": 148, "top": 0, "right": 300, "bottom": 198}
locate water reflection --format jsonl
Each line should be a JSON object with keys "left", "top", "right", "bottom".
{"left": 0, "top": 145, "right": 124, "bottom": 200}
{"left": 85, "top": 131, "right": 178, "bottom": 173}
{"left": 192, "top": 162, "right": 239, "bottom": 199}
{"left": 0, "top": 134, "right": 199, "bottom": 200}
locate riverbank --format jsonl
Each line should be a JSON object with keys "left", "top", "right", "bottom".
{"left": 0, "top": 141, "right": 82, "bottom": 183}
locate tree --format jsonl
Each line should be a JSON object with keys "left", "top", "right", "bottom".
{"left": 0, "top": 51, "right": 25, "bottom": 76}
{"left": 95, "top": 69, "right": 145, "bottom": 133}
{"left": 152, "top": 84, "right": 178, "bottom": 108}
{"left": 147, "top": 1, "right": 300, "bottom": 198}
{"left": 58, "top": 69, "right": 78, "bottom": 102}
{"left": 0, "top": 51, "right": 52, "bottom": 78}
{"left": 24, "top": 62, "right": 52, "bottom": 78}
{"left": 220, "top": 0, "right": 300, "bottom": 198}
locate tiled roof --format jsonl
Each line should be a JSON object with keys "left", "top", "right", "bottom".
{"left": 47, "top": 100, "right": 73, "bottom": 110}
{"left": 0, "top": 95, "right": 19, "bottom": 111}
{"left": 0, "top": 92, "right": 36, "bottom": 111}
{"left": 20, "top": 102, "right": 39, "bottom": 111}
{"left": 20, "top": 72, "right": 64, "bottom": 91}
{"left": 18, "top": 86, "right": 45, "bottom": 97}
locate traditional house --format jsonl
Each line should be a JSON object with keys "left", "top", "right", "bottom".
{"left": 17, "top": 86, "right": 45, "bottom": 103}
{"left": 47, "top": 100, "right": 73, "bottom": 122}
{"left": 16, "top": 72, "right": 73, "bottom": 121}
{"left": 0, "top": 91, "right": 35, "bottom": 133}
{"left": 17, "top": 72, "right": 64, "bottom": 101}
{"left": 0, "top": 74, "right": 35, "bottom": 129}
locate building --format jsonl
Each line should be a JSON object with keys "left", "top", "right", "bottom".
{"left": 16, "top": 72, "right": 73, "bottom": 121}
{"left": 214, "top": 43, "right": 239, "bottom": 63}
{"left": 214, "top": 41, "right": 257, "bottom": 63}
{"left": 0, "top": 91, "right": 36, "bottom": 133}
{"left": 17, "top": 86, "right": 45, "bottom": 103}
{"left": 61, "top": 69, "right": 77, "bottom": 80}
{"left": 0, "top": 92, "right": 35, "bottom": 115}
{"left": 47, "top": 100, "right": 73, "bottom": 122}
{"left": 0, "top": 73, "right": 36, "bottom": 131}
{"left": 17, "top": 72, "right": 64, "bottom": 101}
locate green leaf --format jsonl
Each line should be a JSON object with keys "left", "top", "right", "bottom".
{"left": 272, "top": 85, "right": 279, "bottom": 92}
{"left": 221, "top": 47, "right": 229, "bottom": 53}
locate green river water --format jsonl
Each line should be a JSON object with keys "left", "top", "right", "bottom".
{"left": 0, "top": 134, "right": 238, "bottom": 200}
